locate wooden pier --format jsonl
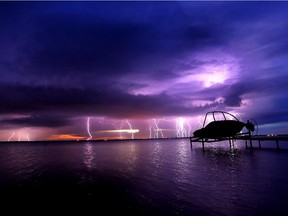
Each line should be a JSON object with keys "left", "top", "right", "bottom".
{"left": 189, "top": 134, "right": 288, "bottom": 151}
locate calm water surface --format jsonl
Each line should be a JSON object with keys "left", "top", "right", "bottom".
{"left": 0, "top": 139, "right": 288, "bottom": 215}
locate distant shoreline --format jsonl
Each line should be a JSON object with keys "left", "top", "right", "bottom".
{"left": 0, "top": 136, "right": 189, "bottom": 144}
{"left": 2, "top": 134, "right": 288, "bottom": 144}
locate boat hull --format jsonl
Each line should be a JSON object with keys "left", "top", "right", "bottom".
{"left": 193, "top": 120, "right": 246, "bottom": 138}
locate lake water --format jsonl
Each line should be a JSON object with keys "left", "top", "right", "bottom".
{"left": 1, "top": 138, "right": 288, "bottom": 215}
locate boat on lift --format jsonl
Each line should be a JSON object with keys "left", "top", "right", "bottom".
{"left": 191, "top": 111, "right": 288, "bottom": 151}
{"left": 193, "top": 111, "right": 256, "bottom": 139}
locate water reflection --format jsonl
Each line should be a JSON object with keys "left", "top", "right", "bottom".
{"left": 199, "top": 144, "right": 249, "bottom": 214}
{"left": 126, "top": 142, "right": 137, "bottom": 176}
{"left": 2, "top": 144, "right": 43, "bottom": 184}
{"left": 150, "top": 141, "right": 162, "bottom": 175}
{"left": 117, "top": 141, "right": 138, "bottom": 177}
{"left": 83, "top": 142, "right": 94, "bottom": 169}
{"left": 1, "top": 139, "right": 288, "bottom": 216}
{"left": 174, "top": 140, "right": 191, "bottom": 202}
{"left": 175, "top": 140, "right": 190, "bottom": 183}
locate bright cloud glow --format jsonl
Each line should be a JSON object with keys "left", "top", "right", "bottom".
{"left": 98, "top": 129, "right": 140, "bottom": 133}
{"left": 180, "top": 64, "right": 233, "bottom": 88}
{"left": 202, "top": 65, "right": 229, "bottom": 87}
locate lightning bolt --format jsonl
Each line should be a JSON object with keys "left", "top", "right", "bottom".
{"left": 176, "top": 117, "right": 191, "bottom": 138}
{"left": 25, "top": 127, "right": 30, "bottom": 141}
{"left": 197, "top": 115, "right": 204, "bottom": 127}
{"left": 152, "top": 118, "right": 164, "bottom": 139}
{"left": 8, "top": 131, "right": 15, "bottom": 142}
{"left": 8, "top": 128, "right": 30, "bottom": 142}
{"left": 187, "top": 121, "right": 192, "bottom": 137}
{"left": 126, "top": 120, "right": 135, "bottom": 139}
{"left": 116, "top": 121, "right": 124, "bottom": 139}
{"left": 86, "top": 117, "right": 92, "bottom": 141}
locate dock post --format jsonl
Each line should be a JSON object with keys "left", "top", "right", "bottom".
{"left": 190, "top": 137, "right": 193, "bottom": 149}
{"left": 276, "top": 139, "right": 279, "bottom": 150}
{"left": 202, "top": 138, "right": 205, "bottom": 151}
{"left": 258, "top": 140, "right": 261, "bottom": 149}
{"left": 229, "top": 138, "right": 233, "bottom": 149}
{"left": 248, "top": 130, "right": 253, "bottom": 149}
{"left": 249, "top": 138, "right": 253, "bottom": 149}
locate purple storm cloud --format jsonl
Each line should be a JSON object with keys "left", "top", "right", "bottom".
{"left": 1, "top": 1, "right": 288, "bottom": 141}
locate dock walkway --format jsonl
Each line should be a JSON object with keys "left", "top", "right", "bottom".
{"left": 189, "top": 134, "right": 288, "bottom": 150}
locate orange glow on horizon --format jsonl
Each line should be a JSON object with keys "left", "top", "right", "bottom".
{"left": 48, "top": 134, "right": 87, "bottom": 141}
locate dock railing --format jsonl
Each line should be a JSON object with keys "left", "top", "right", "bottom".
{"left": 190, "top": 133, "right": 288, "bottom": 151}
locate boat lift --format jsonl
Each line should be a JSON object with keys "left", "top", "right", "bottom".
{"left": 189, "top": 111, "right": 257, "bottom": 150}
{"left": 189, "top": 111, "right": 288, "bottom": 150}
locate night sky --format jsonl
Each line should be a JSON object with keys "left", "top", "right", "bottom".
{"left": 1, "top": 1, "right": 288, "bottom": 141}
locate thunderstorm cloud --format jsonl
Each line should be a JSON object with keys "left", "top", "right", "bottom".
{"left": 1, "top": 1, "right": 288, "bottom": 140}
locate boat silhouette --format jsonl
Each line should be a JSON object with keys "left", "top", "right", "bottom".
{"left": 191, "top": 111, "right": 288, "bottom": 151}
{"left": 193, "top": 111, "right": 256, "bottom": 139}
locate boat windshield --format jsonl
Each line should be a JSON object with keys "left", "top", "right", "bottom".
{"left": 202, "top": 111, "right": 240, "bottom": 127}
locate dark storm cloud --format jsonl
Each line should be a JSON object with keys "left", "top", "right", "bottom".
{"left": 193, "top": 68, "right": 288, "bottom": 111}
{"left": 1, "top": 1, "right": 233, "bottom": 83}
{"left": 182, "top": 25, "right": 223, "bottom": 45}
{"left": 31, "top": 18, "right": 155, "bottom": 74}
{"left": 251, "top": 109, "right": 288, "bottom": 126}
{"left": 0, "top": 83, "right": 203, "bottom": 120}
{"left": 0, "top": 115, "right": 71, "bottom": 128}
{"left": 1, "top": 1, "right": 288, "bottom": 136}
{"left": 222, "top": 73, "right": 288, "bottom": 108}
{"left": 260, "top": 32, "right": 288, "bottom": 59}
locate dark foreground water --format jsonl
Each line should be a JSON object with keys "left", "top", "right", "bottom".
{"left": 1, "top": 139, "right": 288, "bottom": 215}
